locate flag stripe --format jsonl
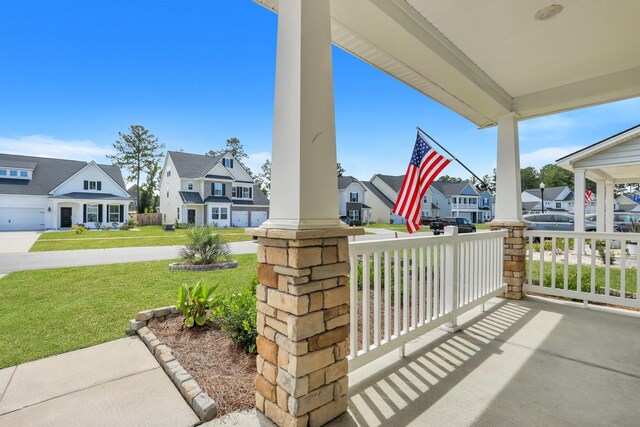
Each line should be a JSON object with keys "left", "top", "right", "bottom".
{"left": 393, "top": 132, "right": 451, "bottom": 233}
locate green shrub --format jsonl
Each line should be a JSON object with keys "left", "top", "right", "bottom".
{"left": 180, "top": 226, "right": 230, "bottom": 265}
{"left": 176, "top": 281, "right": 218, "bottom": 327}
{"left": 174, "top": 221, "right": 190, "bottom": 230}
{"left": 211, "top": 277, "right": 258, "bottom": 353}
{"left": 71, "top": 225, "right": 86, "bottom": 234}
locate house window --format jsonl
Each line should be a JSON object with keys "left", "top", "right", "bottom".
{"left": 422, "top": 211, "right": 428, "bottom": 218}
{"left": 212, "top": 207, "right": 219, "bottom": 220}
{"left": 423, "top": 195, "right": 428, "bottom": 203}
{"left": 0, "top": 170, "right": 5, "bottom": 176}
{"left": 187, "top": 182, "right": 193, "bottom": 191}
{"left": 109, "top": 205, "right": 120, "bottom": 222}
{"left": 350, "top": 192, "right": 358, "bottom": 202}
{"left": 87, "top": 204, "right": 98, "bottom": 223}
{"left": 20, "top": 171, "right": 28, "bottom": 177}
{"left": 213, "top": 183, "right": 223, "bottom": 196}
{"left": 10, "top": 170, "right": 17, "bottom": 177}
{"left": 242, "top": 187, "right": 251, "bottom": 198}
{"left": 167, "top": 170, "right": 171, "bottom": 177}
{"left": 232, "top": 187, "right": 237, "bottom": 198}
{"left": 89, "top": 181, "right": 97, "bottom": 190}
{"left": 470, "top": 198, "right": 477, "bottom": 204}
{"left": 223, "top": 158, "right": 233, "bottom": 168}
{"left": 220, "top": 207, "right": 228, "bottom": 219}
{"left": 177, "top": 208, "right": 180, "bottom": 220}
{"left": 348, "top": 210, "right": 360, "bottom": 221}
{"left": 452, "top": 197, "right": 457, "bottom": 204}
{"left": 556, "top": 202, "right": 561, "bottom": 209}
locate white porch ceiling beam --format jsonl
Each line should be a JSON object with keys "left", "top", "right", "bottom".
{"left": 513, "top": 66, "right": 640, "bottom": 121}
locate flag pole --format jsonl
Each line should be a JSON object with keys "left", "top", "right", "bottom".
{"left": 416, "top": 126, "right": 491, "bottom": 191}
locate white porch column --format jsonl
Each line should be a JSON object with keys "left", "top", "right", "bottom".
{"left": 494, "top": 113, "right": 522, "bottom": 221}
{"left": 574, "top": 170, "right": 586, "bottom": 231}
{"left": 261, "top": 0, "right": 343, "bottom": 230}
{"left": 596, "top": 180, "right": 605, "bottom": 232}
{"left": 605, "top": 181, "right": 615, "bottom": 232}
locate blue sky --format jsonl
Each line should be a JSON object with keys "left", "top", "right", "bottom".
{"left": 1, "top": 0, "right": 638, "bottom": 184}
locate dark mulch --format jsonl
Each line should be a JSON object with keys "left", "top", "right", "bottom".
{"left": 147, "top": 316, "right": 256, "bottom": 417}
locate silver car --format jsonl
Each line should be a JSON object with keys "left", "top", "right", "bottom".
{"left": 585, "top": 213, "right": 640, "bottom": 232}
{"left": 523, "top": 213, "right": 597, "bottom": 231}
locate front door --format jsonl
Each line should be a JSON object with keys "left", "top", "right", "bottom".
{"left": 187, "top": 209, "right": 196, "bottom": 224}
{"left": 60, "top": 207, "right": 72, "bottom": 228}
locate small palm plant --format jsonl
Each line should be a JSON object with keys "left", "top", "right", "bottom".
{"left": 176, "top": 282, "right": 218, "bottom": 327}
{"left": 180, "top": 226, "right": 231, "bottom": 265}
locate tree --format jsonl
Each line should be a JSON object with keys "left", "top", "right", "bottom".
{"left": 520, "top": 166, "right": 540, "bottom": 190}
{"left": 207, "top": 137, "right": 248, "bottom": 162}
{"left": 108, "top": 125, "right": 164, "bottom": 210}
{"left": 256, "top": 159, "right": 272, "bottom": 196}
{"left": 437, "top": 175, "right": 466, "bottom": 183}
{"left": 538, "top": 164, "right": 575, "bottom": 190}
{"left": 337, "top": 163, "right": 345, "bottom": 177}
{"left": 139, "top": 163, "right": 160, "bottom": 213}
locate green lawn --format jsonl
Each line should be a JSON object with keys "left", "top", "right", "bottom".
{"left": 30, "top": 226, "right": 252, "bottom": 252}
{"left": 0, "top": 255, "right": 258, "bottom": 368}
{"left": 528, "top": 260, "right": 637, "bottom": 294}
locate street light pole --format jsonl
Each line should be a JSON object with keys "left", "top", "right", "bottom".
{"left": 540, "top": 182, "right": 545, "bottom": 214}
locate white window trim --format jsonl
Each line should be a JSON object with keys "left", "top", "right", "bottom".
{"left": 349, "top": 192, "right": 359, "bottom": 203}
{"left": 213, "top": 183, "right": 223, "bottom": 196}
{"left": 187, "top": 181, "right": 194, "bottom": 191}
{"left": 89, "top": 180, "right": 97, "bottom": 190}
{"left": 108, "top": 205, "right": 120, "bottom": 223}
{"left": 348, "top": 210, "right": 360, "bottom": 220}
{"left": 87, "top": 204, "right": 98, "bottom": 223}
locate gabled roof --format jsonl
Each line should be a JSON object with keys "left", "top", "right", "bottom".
{"left": 374, "top": 174, "right": 405, "bottom": 193}
{"left": 0, "top": 153, "right": 126, "bottom": 196}
{"left": 127, "top": 184, "right": 139, "bottom": 199}
{"left": 203, "top": 196, "right": 233, "bottom": 204}
{"left": 523, "top": 186, "right": 569, "bottom": 201}
{"left": 168, "top": 151, "right": 225, "bottom": 179}
{"left": 430, "top": 181, "right": 479, "bottom": 196}
{"left": 337, "top": 175, "right": 366, "bottom": 191}
{"left": 363, "top": 181, "right": 395, "bottom": 209}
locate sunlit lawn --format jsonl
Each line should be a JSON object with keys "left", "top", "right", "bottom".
{"left": 528, "top": 260, "right": 637, "bottom": 294}
{"left": 0, "top": 255, "right": 258, "bottom": 368}
{"left": 30, "top": 225, "right": 252, "bottom": 251}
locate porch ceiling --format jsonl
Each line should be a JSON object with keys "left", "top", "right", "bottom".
{"left": 253, "top": 0, "right": 640, "bottom": 127}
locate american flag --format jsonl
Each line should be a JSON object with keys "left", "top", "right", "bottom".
{"left": 393, "top": 133, "right": 451, "bottom": 233}
{"left": 585, "top": 189, "right": 593, "bottom": 204}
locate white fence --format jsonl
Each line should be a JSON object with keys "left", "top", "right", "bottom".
{"left": 347, "top": 227, "right": 507, "bottom": 372}
{"left": 524, "top": 230, "right": 640, "bottom": 309}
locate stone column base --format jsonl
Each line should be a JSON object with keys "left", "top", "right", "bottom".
{"left": 247, "top": 227, "right": 363, "bottom": 427}
{"left": 488, "top": 220, "right": 528, "bottom": 300}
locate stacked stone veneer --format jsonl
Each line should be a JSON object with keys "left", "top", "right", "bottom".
{"left": 489, "top": 221, "right": 527, "bottom": 300}
{"left": 249, "top": 228, "right": 362, "bottom": 427}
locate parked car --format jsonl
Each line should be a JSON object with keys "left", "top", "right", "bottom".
{"left": 340, "top": 216, "right": 361, "bottom": 226}
{"left": 421, "top": 216, "right": 440, "bottom": 227}
{"left": 523, "top": 213, "right": 598, "bottom": 231}
{"left": 585, "top": 213, "right": 640, "bottom": 232}
{"left": 430, "top": 217, "right": 476, "bottom": 235}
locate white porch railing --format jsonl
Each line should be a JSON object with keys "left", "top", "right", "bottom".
{"left": 451, "top": 203, "right": 477, "bottom": 210}
{"left": 524, "top": 230, "right": 640, "bottom": 309}
{"left": 347, "top": 227, "right": 507, "bottom": 372}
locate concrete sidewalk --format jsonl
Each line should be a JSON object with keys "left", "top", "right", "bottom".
{"left": 0, "top": 240, "right": 259, "bottom": 275}
{"left": 0, "top": 337, "right": 199, "bottom": 427}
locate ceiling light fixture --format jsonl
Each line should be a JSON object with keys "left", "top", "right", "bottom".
{"left": 535, "top": 4, "right": 563, "bottom": 21}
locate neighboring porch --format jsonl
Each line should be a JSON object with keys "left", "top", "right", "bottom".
{"left": 50, "top": 194, "right": 130, "bottom": 230}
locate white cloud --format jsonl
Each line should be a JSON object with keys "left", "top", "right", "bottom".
{"left": 243, "top": 151, "right": 271, "bottom": 175}
{"left": 0, "top": 135, "right": 113, "bottom": 163}
{"left": 520, "top": 146, "right": 582, "bottom": 170}
{"left": 519, "top": 115, "right": 577, "bottom": 143}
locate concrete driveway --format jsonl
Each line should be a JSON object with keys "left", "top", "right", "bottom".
{"left": 0, "top": 231, "right": 42, "bottom": 254}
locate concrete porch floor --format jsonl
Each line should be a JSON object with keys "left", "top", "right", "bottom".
{"left": 330, "top": 296, "right": 640, "bottom": 426}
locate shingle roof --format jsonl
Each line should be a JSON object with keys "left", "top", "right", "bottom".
{"left": 338, "top": 176, "right": 362, "bottom": 190}
{"left": 0, "top": 153, "right": 126, "bottom": 196}
{"left": 522, "top": 201, "right": 540, "bottom": 212}
{"left": 375, "top": 174, "right": 405, "bottom": 193}
{"left": 168, "top": 151, "right": 225, "bottom": 179}
{"left": 54, "top": 192, "right": 130, "bottom": 200}
{"left": 363, "top": 181, "right": 395, "bottom": 209}
{"left": 251, "top": 185, "right": 270, "bottom": 205}
{"left": 127, "top": 184, "right": 139, "bottom": 199}
{"left": 203, "top": 196, "right": 233, "bottom": 204}
{"left": 430, "top": 182, "right": 478, "bottom": 196}
{"left": 179, "top": 191, "right": 204, "bottom": 204}
{"left": 523, "top": 186, "right": 569, "bottom": 201}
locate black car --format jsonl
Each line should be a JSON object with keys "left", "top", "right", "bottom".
{"left": 430, "top": 217, "right": 476, "bottom": 235}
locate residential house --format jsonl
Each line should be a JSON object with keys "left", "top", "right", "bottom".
{"left": 616, "top": 191, "right": 640, "bottom": 213}
{"left": 0, "top": 153, "right": 131, "bottom": 230}
{"left": 127, "top": 184, "right": 139, "bottom": 212}
{"left": 337, "top": 176, "right": 370, "bottom": 224}
{"left": 430, "top": 181, "right": 493, "bottom": 223}
{"left": 521, "top": 185, "right": 598, "bottom": 214}
{"left": 159, "top": 151, "right": 269, "bottom": 227}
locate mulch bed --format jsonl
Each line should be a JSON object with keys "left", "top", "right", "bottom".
{"left": 147, "top": 316, "right": 256, "bottom": 417}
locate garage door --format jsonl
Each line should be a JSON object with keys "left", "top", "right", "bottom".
{"left": 0, "top": 207, "right": 45, "bottom": 230}
{"left": 232, "top": 211, "right": 249, "bottom": 228}
{"left": 251, "top": 211, "right": 268, "bottom": 227}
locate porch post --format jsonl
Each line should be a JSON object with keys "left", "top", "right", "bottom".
{"left": 596, "top": 180, "right": 605, "bottom": 232}
{"left": 605, "top": 181, "right": 615, "bottom": 232}
{"left": 574, "top": 170, "right": 586, "bottom": 231}
{"left": 248, "top": 1, "right": 362, "bottom": 425}
{"left": 489, "top": 113, "right": 527, "bottom": 300}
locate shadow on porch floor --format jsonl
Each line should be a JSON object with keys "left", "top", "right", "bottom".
{"left": 331, "top": 296, "right": 640, "bottom": 426}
